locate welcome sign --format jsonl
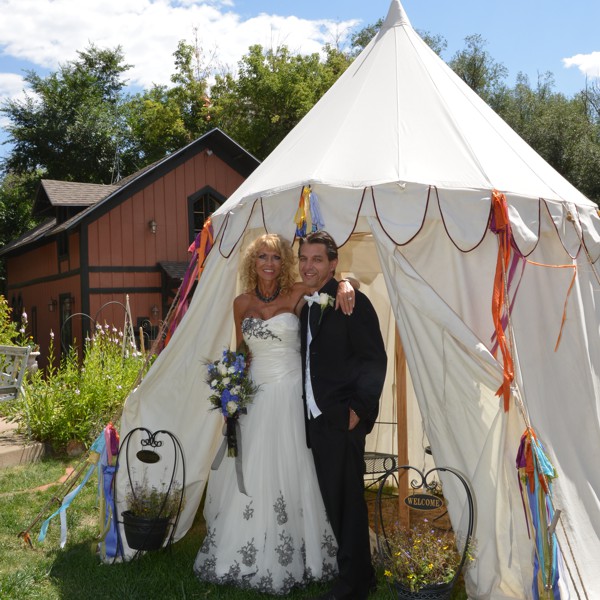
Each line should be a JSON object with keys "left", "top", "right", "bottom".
{"left": 404, "top": 493, "right": 444, "bottom": 511}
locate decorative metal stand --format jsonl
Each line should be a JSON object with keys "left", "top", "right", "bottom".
{"left": 114, "top": 427, "right": 185, "bottom": 557}
{"left": 375, "top": 464, "right": 474, "bottom": 600}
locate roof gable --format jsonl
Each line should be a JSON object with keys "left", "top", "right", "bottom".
{"left": 1, "top": 128, "right": 259, "bottom": 257}
{"left": 33, "top": 180, "right": 120, "bottom": 218}
{"left": 62, "top": 128, "right": 259, "bottom": 231}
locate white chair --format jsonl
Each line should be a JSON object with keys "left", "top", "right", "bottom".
{"left": 0, "top": 345, "right": 31, "bottom": 403}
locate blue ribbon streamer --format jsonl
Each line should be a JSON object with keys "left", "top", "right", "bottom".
{"left": 38, "top": 462, "right": 97, "bottom": 543}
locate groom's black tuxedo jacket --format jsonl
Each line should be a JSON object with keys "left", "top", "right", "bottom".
{"left": 300, "top": 277, "right": 387, "bottom": 441}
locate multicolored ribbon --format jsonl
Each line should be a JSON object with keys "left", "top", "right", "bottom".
{"left": 516, "top": 428, "right": 561, "bottom": 599}
{"left": 294, "top": 185, "right": 325, "bottom": 237}
{"left": 38, "top": 433, "right": 105, "bottom": 547}
{"left": 97, "top": 423, "right": 120, "bottom": 559}
{"left": 164, "top": 218, "right": 214, "bottom": 347}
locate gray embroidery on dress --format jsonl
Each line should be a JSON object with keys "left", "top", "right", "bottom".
{"left": 199, "top": 526, "right": 216, "bottom": 553}
{"left": 273, "top": 492, "right": 288, "bottom": 525}
{"left": 195, "top": 555, "right": 217, "bottom": 580}
{"left": 322, "top": 560, "right": 337, "bottom": 580}
{"left": 282, "top": 572, "right": 297, "bottom": 594}
{"left": 275, "top": 530, "right": 294, "bottom": 566}
{"left": 243, "top": 500, "right": 254, "bottom": 520}
{"left": 256, "top": 571, "right": 276, "bottom": 594}
{"left": 322, "top": 531, "right": 337, "bottom": 558}
{"left": 304, "top": 565, "right": 314, "bottom": 582}
{"left": 239, "top": 539, "right": 258, "bottom": 566}
{"left": 227, "top": 561, "right": 242, "bottom": 581}
{"left": 242, "top": 317, "right": 281, "bottom": 341}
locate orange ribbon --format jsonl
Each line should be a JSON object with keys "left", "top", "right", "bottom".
{"left": 491, "top": 190, "right": 515, "bottom": 411}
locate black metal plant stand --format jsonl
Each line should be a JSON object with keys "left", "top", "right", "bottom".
{"left": 375, "top": 464, "right": 474, "bottom": 600}
{"left": 114, "top": 427, "right": 185, "bottom": 557}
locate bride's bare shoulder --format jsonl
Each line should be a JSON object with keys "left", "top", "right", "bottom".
{"left": 234, "top": 292, "right": 254, "bottom": 311}
{"left": 290, "top": 282, "right": 310, "bottom": 296}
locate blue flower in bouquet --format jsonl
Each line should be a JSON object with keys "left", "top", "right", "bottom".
{"left": 205, "top": 347, "right": 258, "bottom": 417}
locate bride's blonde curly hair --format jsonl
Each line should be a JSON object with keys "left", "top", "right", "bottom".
{"left": 240, "top": 234, "right": 296, "bottom": 294}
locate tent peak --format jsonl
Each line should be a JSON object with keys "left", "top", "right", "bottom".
{"left": 381, "top": 0, "right": 411, "bottom": 30}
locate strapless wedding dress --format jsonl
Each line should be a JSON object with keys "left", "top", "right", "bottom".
{"left": 194, "top": 313, "right": 337, "bottom": 594}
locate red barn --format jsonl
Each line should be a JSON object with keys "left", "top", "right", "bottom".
{"left": 0, "top": 129, "right": 259, "bottom": 363}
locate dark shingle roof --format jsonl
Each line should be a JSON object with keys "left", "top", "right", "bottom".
{"left": 40, "top": 180, "right": 119, "bottom": 207}
{"left": 159, "top": 261, "right": 190, "bottom": 280}
{"left": 0, "top": 218, "right": 56, "bottom": 256}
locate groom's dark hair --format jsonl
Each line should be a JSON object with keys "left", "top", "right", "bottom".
{"left": 298, "top": 230, "right": 338, "bottom": 261}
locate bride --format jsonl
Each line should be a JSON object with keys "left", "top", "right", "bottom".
{"left": 194, "top": 233, "right": 355, "bottom": 595}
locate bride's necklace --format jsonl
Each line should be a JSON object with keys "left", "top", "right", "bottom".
{"left": 255, "top": 285, "right": 281, "bottom": 303}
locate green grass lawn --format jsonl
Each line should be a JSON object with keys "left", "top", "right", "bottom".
{"left": 0, "top": 458, "right": 467, "bottom": 599}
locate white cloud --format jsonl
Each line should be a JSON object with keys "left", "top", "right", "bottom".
{"left": 0, "top": 0, "right": 358, "bottom": 95}
{"left": 0, "top": 73, "right": 26, "bottom": 99}
{"left": 562, "top": 51, "right": 600, "bottom": 79}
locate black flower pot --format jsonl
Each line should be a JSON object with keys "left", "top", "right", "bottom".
{"left": 394, "top": 580, "right": 453, "bottom": 600}
{"left": 122, "top": 510, "right": 171, "bottom": 551}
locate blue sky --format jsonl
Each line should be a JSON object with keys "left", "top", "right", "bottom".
{"left": 0, "top": 0, "right": 599, "bottom": 159}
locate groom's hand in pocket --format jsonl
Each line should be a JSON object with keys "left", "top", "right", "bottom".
{"left": 349, "top": 408, "right": 360, "bottom": 430}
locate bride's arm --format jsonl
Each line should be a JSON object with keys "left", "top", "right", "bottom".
{"left": 233, "top": 295, "right": 248, "bottom": 349}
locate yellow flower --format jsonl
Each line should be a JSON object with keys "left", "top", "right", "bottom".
{"left": 384, "top": 570, "right": 393, "bottom": 578}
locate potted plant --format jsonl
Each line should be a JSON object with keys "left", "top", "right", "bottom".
{"left": 381, "top": 517, "right": 475, "bottom": 599}
{"left": 122, "top": 479, "right": 184, "bottom": 551}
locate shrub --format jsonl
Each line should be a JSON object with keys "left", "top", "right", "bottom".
{"left": 0, "top": 295, "right": 35, "bottom": 347}
{"left": 2, "top": 324, "right": 150, "bottom": 452}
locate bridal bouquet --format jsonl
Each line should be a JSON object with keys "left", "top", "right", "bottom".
{"left": 206, "top": 347, "right": 258, "bottom": 457}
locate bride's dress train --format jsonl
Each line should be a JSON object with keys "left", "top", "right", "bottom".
{"left": 194, "top": 313, "right": 337, "bottom": 594}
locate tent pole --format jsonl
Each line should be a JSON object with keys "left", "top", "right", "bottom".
{"left": 395, "top": 327, "right": 410, "bottom": 528}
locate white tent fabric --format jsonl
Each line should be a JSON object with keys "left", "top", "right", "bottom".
{"left": 118, "top": 1, "right": 600, "bottom": 598}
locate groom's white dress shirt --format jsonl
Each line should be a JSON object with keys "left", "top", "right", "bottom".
{"left": 304, "top": 300, "right": 322, "bottom": 419}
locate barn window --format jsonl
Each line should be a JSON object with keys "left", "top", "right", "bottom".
{"left": 57, "top": 232, "right": 69, "bottom": 259}
{"left": 188, "top": 187, "right": 225, "bottom": 244}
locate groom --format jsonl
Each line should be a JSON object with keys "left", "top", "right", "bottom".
{"left": 299, "top": 231, "right": 387, "bottom": 600}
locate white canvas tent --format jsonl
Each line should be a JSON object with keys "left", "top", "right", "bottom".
{"left": 118, "top": 1, "right": 600, "bottom": 597}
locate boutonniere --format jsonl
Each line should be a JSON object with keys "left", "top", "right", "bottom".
{"left": 304, "top": 292, "right": 335, "bottom": 324}
{"left": 317, "top": 293, "right": 334, "bottom": 323}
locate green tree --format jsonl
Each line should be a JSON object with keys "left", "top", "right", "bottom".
{"left": 498, "top": 73, "right": 600, "bottom": 204}
{"left": 448, "top": 34, "right": 508, "bottom": 103}
{"left": 0, "top": 171, "right": 37, "bottom": 242}
{"left": 124, "top": 38, "right": 213, "bottom": 165}
{"left": 1, "top": 44, "right": 132, "bottom": 184}
{"left": 350, "top": 18, "right": 383, "bottom": 56}
{"left": 209, "top": 44, "right": 352, "bottom": 159}
{"left": 0, "top": 171, "right": 39, "bottom": 287}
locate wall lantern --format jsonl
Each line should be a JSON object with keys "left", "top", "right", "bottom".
{"left": 151, "top": 304, "right": 160, "bottom": 318}
{"left": 149, "top": 219, "right": 158, "bottom": 234}
{"left": 48, "top": 298, "right": 58, "bottom": 312}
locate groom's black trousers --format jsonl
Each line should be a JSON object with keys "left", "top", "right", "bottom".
{"left": 308, "top": 414, "right": 374, "bottom": 600}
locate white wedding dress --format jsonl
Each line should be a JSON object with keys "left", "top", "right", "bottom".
{"left": 194, "top": 313, "right": 337, "bottom": 595}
